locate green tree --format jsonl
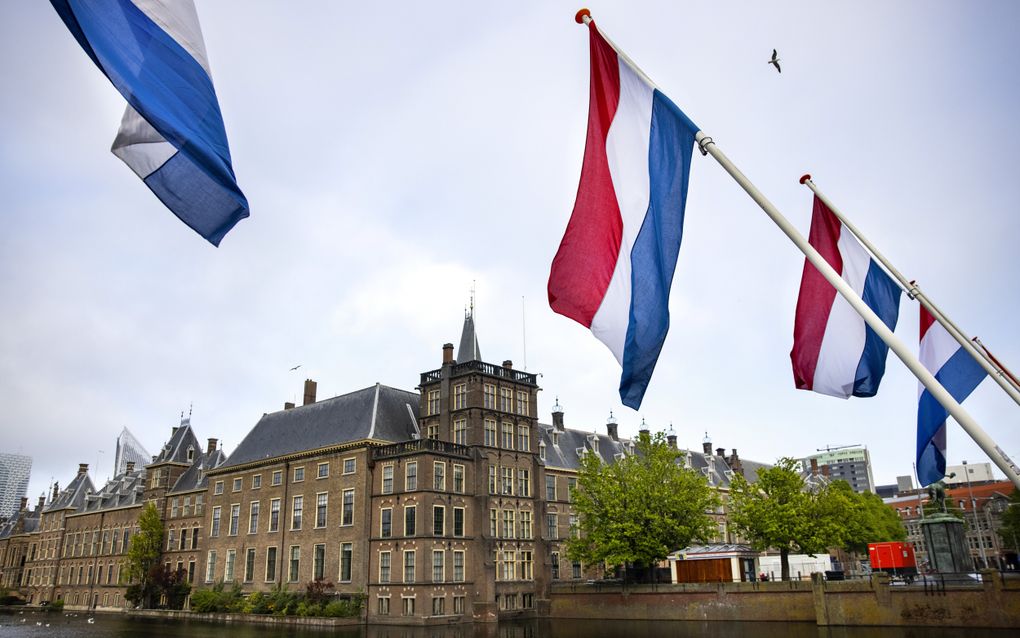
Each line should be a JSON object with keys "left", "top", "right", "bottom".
{"left": 125, "top": 501, "right": 164, "bottom": 608}
{"left": 824, "top": 480, "right": 905, "bottom": 554}
{"left": 727, "top": 458, "right": 843, "bottom": 581}
{"left": 997, "top": 490, "right": 1020, "bottom": 555}
{"left": 565, "top": 432, "right": 719, "bottom": 581}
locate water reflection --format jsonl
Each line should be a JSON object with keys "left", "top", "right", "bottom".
{"left": 0, "top": 612, "right": 1016, "bottom": 638}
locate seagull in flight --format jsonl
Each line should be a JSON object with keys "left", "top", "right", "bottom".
{"left": 289, "top": 364, "right": 302, "bottom": 371}
{"left": 768, "top": 49, "right": 781, "bottom": 73}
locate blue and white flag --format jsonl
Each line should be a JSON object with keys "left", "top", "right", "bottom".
{"left": 51, "top": 0, "right": 248, "bottom": 246}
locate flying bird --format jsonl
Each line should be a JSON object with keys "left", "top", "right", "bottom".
{"left": 289, "top": 364, "right": 302, "bottom": 371}
{"left": 768, "top": 49, "right": 781, "bottom": 73}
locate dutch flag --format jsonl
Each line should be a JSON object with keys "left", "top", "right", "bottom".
{"left": 917, "top": 307, "right": 987, "bottom": 486}
{"left": 50, "top": 0, "right": 249, "bottom": 246}
{"left": 547, "top": 17, "right": 698, "bottom": 410}
{"left": 791, "top": 196, "right": 901, "bottom": 398}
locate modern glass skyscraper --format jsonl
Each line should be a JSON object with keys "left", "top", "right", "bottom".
{"left": 0, "top": 453, "right": 32, "bottom": 519}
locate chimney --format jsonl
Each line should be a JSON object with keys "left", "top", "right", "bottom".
{"left": 37, "top": 495, "right": 46, "bottom": 510}
{"left": 702, "top": 432, "right": 712, "bottom": 456}
{"left": 78, "top": 463, "right": 89, "bottom": 476}
{"left": 607, "top": 421, "right": 619, "bottom": 442}
{"left": 20, "top": 497, "right": 28, "bottom": 511}
{"left": 284, "top": 402, "right": 295, "bottom": 410}
{"left": 442, "top": 343, "right": 454, "bottom": 365}
{"left": 502, "top": 360, "right": 513, "bottom": 369}
{"left": 552, "top": 402, "right": 565, "bottom": 431}
{"left": 207, "top": 438, "right": 218, "bottom": 454}
{"left": 810, "top": 458, "right": 818, "bottom": 475}
{"left": 52, "top": 482, "right": 59, "bottom": 501}
{"left": 715, "top": 448, "right": 725, "bottom": 458}
{"left": 303, "top": 379, "right": 317, "bottom": 406}
{"left": 728, "top": 449, "right": 742, "bottom": 474}
{"left": 667, "top": 433, "right": 677, "bottom": 449}
{"left": 638, "top": 418, "right": 650, "bottom": 441}
{"left": 125, "top": 462, "right": 135, "bottom": 474}
{"left": 821, "top": 464, "right": 830, "bottom": 478}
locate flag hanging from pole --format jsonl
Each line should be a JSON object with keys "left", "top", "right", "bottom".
{"left": 917, "top": 307, "right": 987, "bottom": 486}
{"left": 50, "top": 0, "right": 249, "bottom": 246}
{"left": 791, "top": 195, "right": 901, "bottom": 398}
{"left": 547, "top": 15, "right": 698, "bottom": 410}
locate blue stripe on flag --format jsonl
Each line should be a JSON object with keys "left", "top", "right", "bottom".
{"left": 916, "top": 347, "right": 987, "bottom": 485}
{"left": 851, "top": 260, "right": 901, "bottom": 397}
{"left": 619, "top": 90, "right": 696, "bottom": 409}
{"left": 50, "top": 0, "right": 248, "bottom": 245}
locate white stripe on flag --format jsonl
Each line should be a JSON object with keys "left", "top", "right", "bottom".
{"left": 919, "top": 323, "right": 961, "bottom": 397}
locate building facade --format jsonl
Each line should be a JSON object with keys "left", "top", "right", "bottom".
{"left": 800, "top": 447, "right": 875, "bottom": 494}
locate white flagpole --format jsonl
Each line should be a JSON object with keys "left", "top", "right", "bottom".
{"left": 574, "top": 9, "right": 1020, "bottom": 490}
{"left": 800, "top": 175, "right": 1020, "bottom": 405}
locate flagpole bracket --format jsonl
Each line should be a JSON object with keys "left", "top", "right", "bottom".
{"left": 907, "top": 279, "right": 920, "bottom": 301}
{"left": 697, "top": 136, "right": 714, "bottom": 156}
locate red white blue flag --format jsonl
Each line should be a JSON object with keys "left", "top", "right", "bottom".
{"left": 917, "top": 307, "right": 986, "bottom": 486}
{"left": 791, "top": 196, "right": 901, "bottom": 398}
{"left": 548, "top": 18, "right": 698, "bottom": 410}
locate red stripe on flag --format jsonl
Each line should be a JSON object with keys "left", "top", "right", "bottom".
{"left": 919, "top": 306, "right": 937, "bottom": 342}
{"left": 547, "top": 22, "right": 624, "bottom": 328}
{"left": 791, "top": 196, "right": 845, "bottom": 390}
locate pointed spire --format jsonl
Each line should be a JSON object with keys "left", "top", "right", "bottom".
{"left": 456, "top": 288, "right": 482, "bottom": 363}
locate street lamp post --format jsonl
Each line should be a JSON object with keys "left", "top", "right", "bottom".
{"left": 963, "top": 460, "right": 988, "bottom": 569}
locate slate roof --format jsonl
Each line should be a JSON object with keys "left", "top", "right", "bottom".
{"left": 0, "top": 507, "right": 41, "bottom": 539}
{"left": 44, "top": 471, "right": 94, "bottom": 513}
{"left": 170, "top": 448, "right": 228, "bottom": 494}
{"left": 152, "top": 423, "right": 203, "bottom": 465}
{"left": 669, "top": 544, "right": 758, "bottom": 560}
{"left": 456, "top": 313, "right": 481, "bottom": 363}
{"left": 219, "top": 383, "right": 420, "bottom": 469}
{"left": 79, "top": 467, "right": 146, "bottom": 513}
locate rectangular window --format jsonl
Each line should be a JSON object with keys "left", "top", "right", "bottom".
{"left": 317, "top": 462, "right": 329, "bottom": 479}
{"left": 381, "top": 508, "right": 392, "bottom": 538}
{"left": 214, "top": 481, "right": 224, "bottom": 495}
{"left": 293, "top": 467, "right": 305, "bottom": 482}
{"left": 453, "top": 550, "right": 465, "bottom": 582}
{"left": 546, "top": 514, "right": 558, "bottom": 540}
{"left": 339, "top": 543, "right": 352, "bottom": 582}
{"left": 433, "top": 505, "right": 445, "bottom": 536}
{"left": 570, "top": 514, "right": 579, "bottom": 538}
{"left": 546, "top": 475, "right": 557, "bottom": 501}
{"left": 551, "top": 551, "right": 560, "bottom": 579}
{"left": 289, "top": 546, "right": 301, "bottom": 582}
{"left": 453, "top": 383, "right": 467, "bottom": 409}
{"left": 378, "top": 596, "right": 390, "bottom": 615}
{"left": 196, "top": 494, "right": 204, "bottom": 516}
{"left": 433, "top": 550, "right": 444, "bottom": 582}
{"left": 501, "top": 550, "right": 515, "bottom": 581}
{"left": 517, "top": 425, "right": 530, "bottom": 451}
{"left": 489, "top": 509, "right": 498, "bottom": 537}
{"left": 316, "top": 492, "right": 328, "bottom": 528}
{"left": 518, "top": 469, "right": 530, "bottom": 497}
{"left": 225, "top": 549, "right": 236, "bottom": 581}
{"left": 210, "top": 506, "right": 221, "bottom": 537}
{"left": 249, "top": 502, "right": 260, "bottom": 534}
{"left": 379, "top": 551, "right": 391, "bottom": 583}
{"left": 453, "top": 420, "right": 467, "bottom": 445}
{"left": 292, "top": 496, "right": 303, "bottom": 530}
{"left": 171, "top": 497, "right": 179, "bottom": 518}
{"left": 501, "top": 467, "right": 514, "bottom": 495}
{"left": 180, "top": 529, "right": 186, "bottom": 550}
{"left": 266, "top": 547, "right": 277, "bottom": 581}
{"left": 272, "top": 470, "right": 282, "bottom": 486}
{"left": 167, "top": 528, "right": 176, "bottom": 551}
{"left": 520, "top": 510, "right": 533, "bottom": 539}
{"left": 434, "top": 462, "right": 446, "bottom": 491}
{"left": 568, "top": 477, "right": 577, "bottom": 502}
{"left": 227, "top": 504, "right": 241, "bottom": 536}
{"left": 502, "top": 510, "right": 516, "bottom": 539}
{"left": 252, "top": 475, "right": 261, "bottom": 489}
{"left": 502, "top": 423, "right": 514, "bottom": 449}
{"left": 432, "top": 596, "right": 445, "bottom": 616}
{"left": 488, "top": 466, "right": 497, "bottom": 494}
{"left": 206, "top": 550, "right": 217, "bottom": 582}
{"left": 427, "top": 423, "right": 440, "bottom": 440}
{"left": 404, "top": 550, "right": 416, "bottom": 583}
{"left": 517, "top": 391, "right": 529, "bottom": 416}
{"left": 405, "top": 462, "right": 418, "bottom": 491}
{"left": 382, "top": 465, "right": 394, "bottom": 494}
{"left": 404, "top": 505, "right": 417, "bottom": 536}
{"left": 453, "top": 464, "right": 465, "bottom": 493}
{"left": 453, "top": 507, "right": 465, "bottom": 537}
{"left": 402, "top": 596, "right": 415, "bottom": 616}
{"left": 520, "top": 551, "right": 533, "bottom": 580}
{"left": 484, "top": 384, "right": 496, "bottom": 409}
{"left": 269, "top": 498, "right": 281, "bottom": 532}
{"left": 244, "top": 548, "right": 256, "bottom": 582}
{"left": 188, "top": 560, "right": 196, "bottom": 583}
{"left": 500, "top": 388, "right": 512, "bottom": 412}
{"left": 427, "top": 390, "right": 440, "bottom": 415}
{"left": 572, "top": 561, "right": 582, "bottom": 579}
{"left": 484, "top": 419, "right": 497, "bottom": 446}
{"left": 192, "top": 526, "right": 199, "bottom": 549}
{"left": 343, "top": 458, "right": 356, "bottom": 474}
{"left": 313, "top": 544, "right": 325, "bottom": 580}
{"left": 342, "top": 489, "right": 354, "bottom": 526}
{"left": 232, "top": 478, "right": 242, "bottom": 492}
{"left": 454, "top": 596, "right": 465, "bottom": 615}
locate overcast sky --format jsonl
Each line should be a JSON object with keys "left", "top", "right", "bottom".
{"left": 2, "top": 1, "right": 1018, "bottom": 502}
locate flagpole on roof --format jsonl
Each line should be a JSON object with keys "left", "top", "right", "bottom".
{"left": 571, "top": 9, "right": 1020, "bottom": 491}
{"left": 799, "top": 175, "right": 1020, "bottom": 406}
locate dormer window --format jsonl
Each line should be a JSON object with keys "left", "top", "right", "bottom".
{"left": 539, "top": 441, "right": 546, "bottom": 461}
{"left": 552, "top": 432, "right": 560, "bottom": 446}
{"left": 187, "top": 446, "right": 195, "bottom": 462}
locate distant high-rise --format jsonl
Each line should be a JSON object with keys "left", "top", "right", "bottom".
{"left": 800, "top": 446, "right": 875, "bottom": 493}
{"left": 0, "top": 453, "right": 32, "bottom": 519}
{"left": 113, "top": 427, "right": 151, "bottom": 477}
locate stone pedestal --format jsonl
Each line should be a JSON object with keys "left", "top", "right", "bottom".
{"left": 921, "top": 515, "right": 970, "bottom": 573}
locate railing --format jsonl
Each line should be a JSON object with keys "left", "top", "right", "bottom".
{"left": 372, "top": 438, "right": 471, "bottom": 460}
{"left": 419, "top": 361, "right": 539, "bottom": 387}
